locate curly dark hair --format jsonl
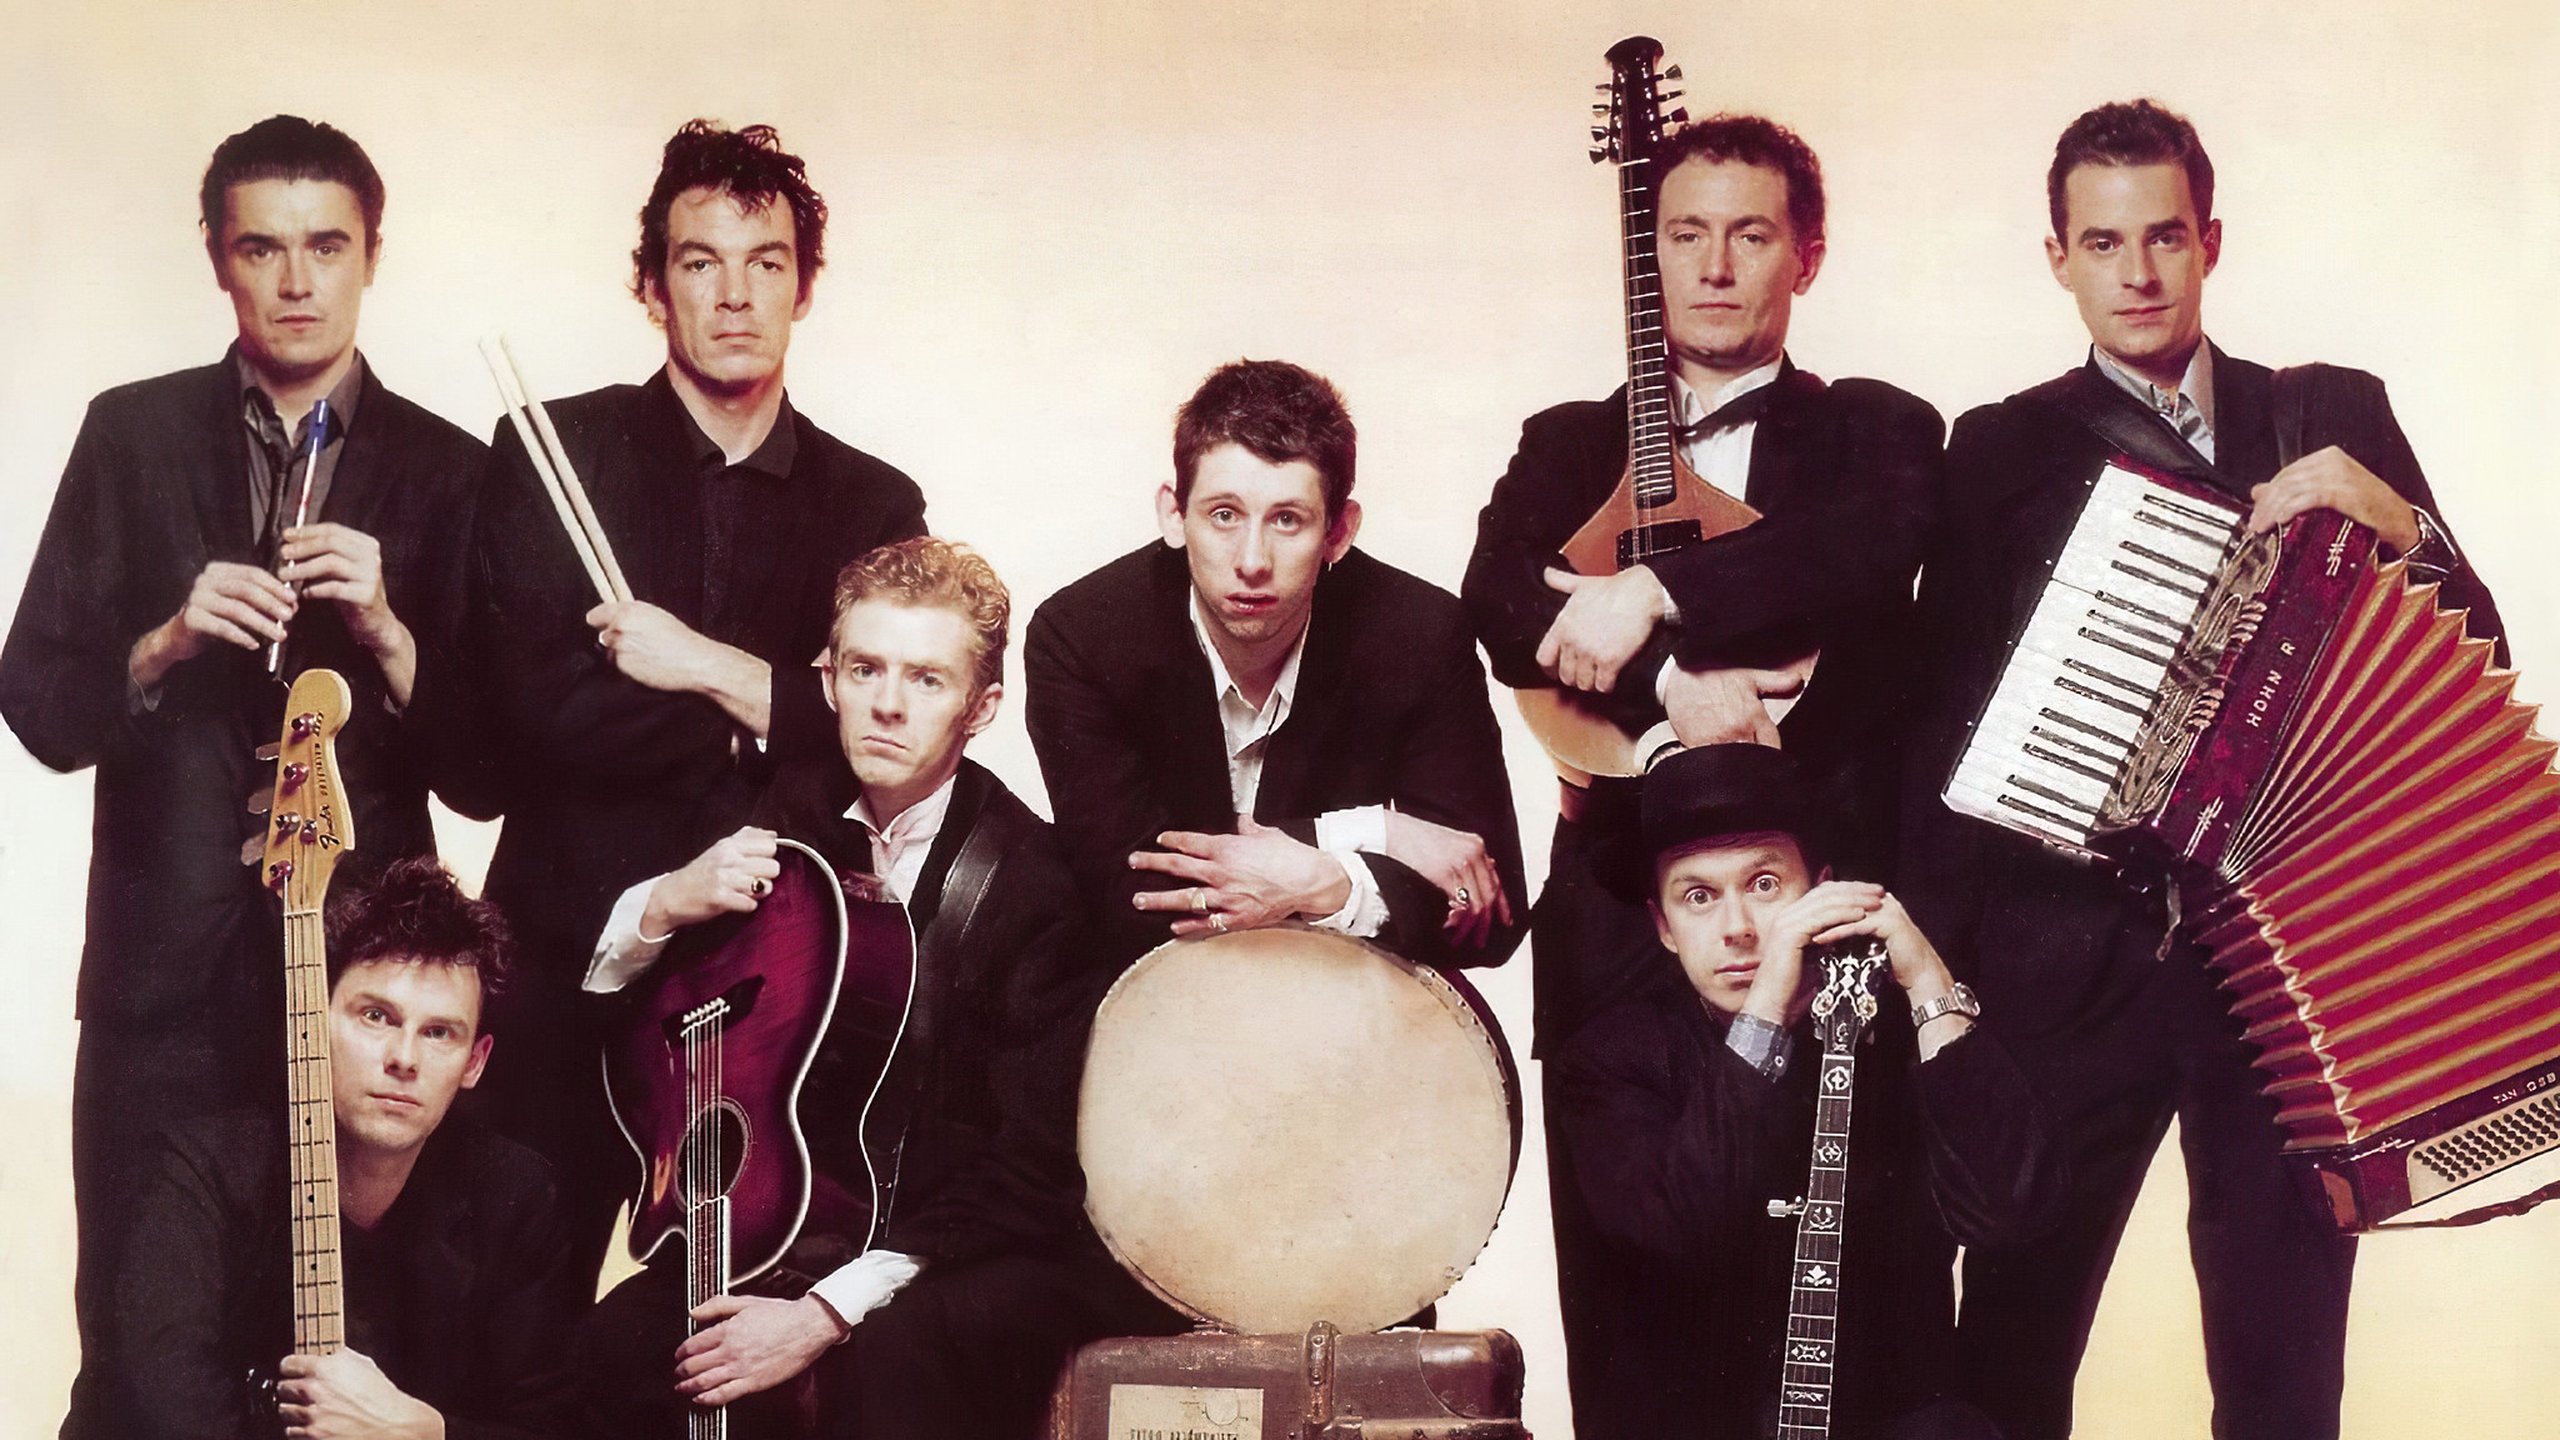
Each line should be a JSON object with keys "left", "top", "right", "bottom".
{"left": 1171, "top": 360, "right": 1357, "bottom": 524}
{"left": 831, "top": 537, "right": 1012, "bottom": 695}
{"left": 1651, "top": 113, "right": 1826, "bottom": 250}
{"left": 631, "top": 119, "right": 829, "bottom": 304}
{"left": 324, "top": 855, "right": 513, "bottom": 1006}
{"left": 2048, "top": 99, "right": 2214, "bottom": 241}
{"left": 200, "top": 115, "right": 385, "bottom": 255}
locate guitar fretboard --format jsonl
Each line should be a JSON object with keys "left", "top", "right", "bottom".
{"left": 1619, "top": 154, "right": 1680, "bottom": 527}
{"left": 684, "top": 1003, "right": 732, "bottom": 1440}
{"left": 285, "top": 902, "right": 344, "bottom": 1354}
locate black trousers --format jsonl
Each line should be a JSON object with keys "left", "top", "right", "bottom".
{"left": 1954, "top": 926, "right": 2356, "bottom": 1440}
{"left": 575, "top": 1242, "right": 1188, "bottom": 1440}
{"left": 1532, "top": 815, "right": 1688, "bottom": 1440}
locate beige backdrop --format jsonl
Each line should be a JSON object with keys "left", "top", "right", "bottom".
{"left": 3, "top": 2, "right": 2556, "bottom": 1436}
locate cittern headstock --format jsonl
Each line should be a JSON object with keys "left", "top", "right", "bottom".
{"left": 260, "top": 669, "right": 355, "bottom": 912}
{"left": 1593, "top": 36, "right": 1686, "bottom": 167}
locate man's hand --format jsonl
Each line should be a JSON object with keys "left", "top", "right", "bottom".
{"left": 1130, "top": 817, "right": 1351, "bottom": 936}
{"left": 1379, "top": 810, "right": 1513, "bottom": 948}
{"left": 1660, "top": 654, "right": 1818, "bottom": 749}
{"left": 674, "top": 1294, "right": 844, "bottom": 1407}
{"left": 644, "top": 827, "right": 781, "bottom": 937}
{"left": 1536, "top": 565, "right": 1671, "bottom": 693}
{"left": 128, "top": 561, "right": 296, "bottom": 691}
{"left": 1798, "top": 885, "right": 1972, "bottom": 1059}
{"left": 276, "top": 1348, "right": 443, "bottom": 1440}
{"left": 587, "top": 600, "right": 774, "bottom": 737}
{"left": 282, "top": 523, "right": 416, "bottom": 704}
{"left": 2247, "top": 445, "right": 2420, "bottom": 553}
{"left": 1744, "top": 881, "right": 1888, "bottom": 1028}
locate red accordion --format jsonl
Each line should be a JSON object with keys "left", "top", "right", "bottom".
{"left": 1946, "top": 459, "right": 2560, "bottom": 1230}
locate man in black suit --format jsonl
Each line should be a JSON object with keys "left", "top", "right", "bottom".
{"left": 467, "top": 119, "right": 927, "bottom": 1275}
{"left": 1026, "top": 358, "right": 1526, "bottom": 972}
{"left": 1460, "top": 115, "right": 1940, "bottom": 1437}
{"left": 89, "top": 856, "right": 579, "bottom": 1440}
{"left": 0, "top": 115, "right": 491, "bottom": 1434}
{"left": 1899, "top": 99, "right": 2509, "bottom": 1440}
{"left": 575, "top": 538, "right": 1185, "bottom": 1439}
{"left": 1551, "top": 745, "right": 2061, "bottom": 1440}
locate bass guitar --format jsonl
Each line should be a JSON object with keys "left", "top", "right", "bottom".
{"left": 1765, "top": 938, "right": 1892, "bottom": 1440}
{"left": 603, "top": 840, "right": 917, "bottom": 1439}
{"left": 1517, "top": 36, "right": 1765, "bottom": 780}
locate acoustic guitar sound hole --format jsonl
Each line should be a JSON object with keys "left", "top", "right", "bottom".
{"left": 676, "top": 1099, "right": 751, "bottom": 1204}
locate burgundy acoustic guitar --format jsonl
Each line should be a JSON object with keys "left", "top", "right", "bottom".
{"left": 603, "top": 839, "right": 915, "bottom": 1439}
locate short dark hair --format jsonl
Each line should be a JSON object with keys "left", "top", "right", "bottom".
{"left": 831, "top": 537, "right": 1012, "bottom": 695}
{"left": 2048, "top": 99, "right": 2215, "bottom": 241}
{"left": 200, "top": 116, "right": 385, "bottom": 255}
{"left": 633, "top": 120, "right": 829, "bottom": 304}
{"left": 1652, "top": 114, "right": 1826, "bottom": 251}
{"left": 325, "top": 856, "right": 513, "bottom": 1012}
{"left": 1171, "top": 360, "right": 1357, "bottom": 524}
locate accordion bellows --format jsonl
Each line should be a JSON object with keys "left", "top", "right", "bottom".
{"left": 1947, "top": 461, "right": 2560, "bottom": 1230}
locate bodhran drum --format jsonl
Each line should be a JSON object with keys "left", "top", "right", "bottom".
{"left": 1078, "top": 926, "right": 1520, "bottom": 1335}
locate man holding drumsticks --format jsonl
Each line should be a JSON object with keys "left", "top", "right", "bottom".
{"left": 0, "top": 115, "right": 493, "bottom": 1436}
{"left": 464, "top": 118, "right": 926, "bottom": 1284}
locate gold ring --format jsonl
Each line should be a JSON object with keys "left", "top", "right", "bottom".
{"left": 1194, "top": 888, "right": 1210, "bottom": 912}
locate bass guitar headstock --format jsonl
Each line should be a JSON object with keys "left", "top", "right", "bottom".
{"left": 259, "top": 669, "right": 356, "bottom": 913}
{"left": 1592, "top": 36, "right": 1687, "bottom": 166}
{"left": 1808, "top": 936, "right": 1892, "bottom": 1057}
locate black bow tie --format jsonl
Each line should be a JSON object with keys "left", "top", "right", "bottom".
{"left": 1673, "top": 382, "right": 1781, "bottom": 444}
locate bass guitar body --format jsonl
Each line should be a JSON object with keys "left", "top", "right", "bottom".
{"left": 1518, "top": 448, "right": 1761, "bottom": 780}
{"left": 606, "top": 839, "right": 918, "bottom": 1286}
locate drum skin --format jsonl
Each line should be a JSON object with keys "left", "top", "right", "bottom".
{"left": 1078, "top": 926, "right": 1519, "bottom": 1334}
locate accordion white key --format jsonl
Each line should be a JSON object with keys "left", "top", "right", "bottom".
{"left": 1945, "top": 459, "right": 2560, "bottom": 1230}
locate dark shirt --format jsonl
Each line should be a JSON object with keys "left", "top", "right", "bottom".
{"left": 99, "top": 1110, "right": 580, "bottom": 1440}
{"left": 237, "top": 349, "right": 363, "bottom": 555}
{"left": 1550, "top": 994, "right": 2065, "bottom": 1440}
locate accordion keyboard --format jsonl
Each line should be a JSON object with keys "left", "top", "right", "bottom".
{"left": 1944, "top": 464, "right": 2244, "bottom": 853}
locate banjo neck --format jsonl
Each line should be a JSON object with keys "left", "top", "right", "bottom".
{"left": 1773, "top": 939, "right": 1890, "bottom": 1440}
{"left": 262, "top": 669, "right": 357, "bottom": 1358}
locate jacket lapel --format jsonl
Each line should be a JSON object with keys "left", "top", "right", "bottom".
{"left": 1146, "top": 545, "right": 1241, "bottom": 828}
{"left": 2211, "top": 346, "right": 2281, "bottom": 491}
{"left": 1741, "top": 363, "right": 1827, "bottom": 512}
{"left": 1255, "top": 557, "right": 1354, "bottom": 822}
{"left": 189, "top": 360, "right": 259, "bottom": 565}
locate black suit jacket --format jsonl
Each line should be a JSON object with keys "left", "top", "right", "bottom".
{"left": 1025, "top": 542, "right": 1527, "bottom": 970}
{"left": 1463, "top": 365, "right": 1944, "bottom": 872}
{"left": 469, "top": 372, "right": 927, "bottom": 983}
{"left": 1901, "top": 348, "right": 2509, "bottom": 1042}
{"left": 737, "top": 757, "right": 1106, "bottom": 1267}
{"left": 94, "top": 1110, "right": 579, "bottom": 1440}
{"left": 0, "top": 356, "right": 488, "bottom": 1026}
{"left": 1550, "top": 1001, "right": 2064, "bottom": 1440}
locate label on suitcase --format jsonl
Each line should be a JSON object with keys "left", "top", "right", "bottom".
{"left": 1052, "top": 1323, "right": 1527, "bottom": 1440}
{"left": 1103, "top": 1383, "right": 1261, "bottom": 1440}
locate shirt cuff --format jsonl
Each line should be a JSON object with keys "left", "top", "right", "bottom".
{"left": 807, "top": 1249, "right": 923, "bottom": 1341}
{"left": 1724, "top": 1012, "right": 1795, "bottom": 1082}
{"left": 584, "top": 876, "right": 673, "bottom": 993}
{"left": 1313, "top": 805, "right": 1389, "bottom": 855}
{"left": 1306, "top": 850, "right": 1388, "bottom": 938}
{"left": 126, "top": 674, "right": 163, "bottom": 715}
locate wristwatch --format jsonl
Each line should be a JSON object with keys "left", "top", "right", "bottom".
{"left": 1910, "top": 982, "right": 1980, "bottom": 1029}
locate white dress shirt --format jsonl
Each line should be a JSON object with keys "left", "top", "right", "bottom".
{"left": 1188, "top": 595, "right": 1388, "bottom": 937}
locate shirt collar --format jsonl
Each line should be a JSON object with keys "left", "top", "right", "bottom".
{"left": 2091, "top": 339, "right": 2215, "bottom": 440}
{"left": 235, "top": 346, "right": 366, "bottom": 440}
{"left": 1671, "top": 353, "right": 1786, "bottom": 427}
{"left": 656, "top": 368, "right": 800, "bottom": 478}
{"left": 1189, "top": 590, "right": 1310, "bottom": 753}
{"left": 848, "top": 769, "right": 960, "bottom": 850}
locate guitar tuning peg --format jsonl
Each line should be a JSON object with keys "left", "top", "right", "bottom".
{"left": 1595, "top": 82, "right": 1611, "bottom": 93}
{"left": 1766, "top": 1196, "right": 1807, "bottom": 1218}
{"left": 1662, "top": 64, "right": 1682, "bottom": 81}
{"left": 1661, "top": 88, "right": 1685, "bottom": 102}
{"left": 1590, "top": 148, "right": 1610, "bottom": 164}
{"left": 240, "top": 833, "right": 266, "bottom": 866}
{"left": 1668, "top": 107, "right": 1689, "bottom": 125}
{"left": 247, "top": 792, "right": 272, "bottom": 816}
{"left": 1592, "top": 127, "right": 1609, "bottom": 143}
{"left": 255, "top": 743, "right": 281, "bottom": 762}
{"left": 1593, "top": 103, "right": 1610, "bottom": 117}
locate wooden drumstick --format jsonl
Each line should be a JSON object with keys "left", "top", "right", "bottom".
{"left": 479, "top": 335, "right": 630, "bottom": 605}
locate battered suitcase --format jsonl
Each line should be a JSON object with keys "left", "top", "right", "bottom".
{"left": 1047, "top": 1321, "right": 1529, "bottom": 1440}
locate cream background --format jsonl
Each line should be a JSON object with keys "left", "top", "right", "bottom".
{"left": 3, "top": 2, "right": 2556, "bottom": 1435}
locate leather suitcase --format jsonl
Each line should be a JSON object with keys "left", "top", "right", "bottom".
{"left": 1047, "top": 1322, "right": 1529, "bottom": 1440}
